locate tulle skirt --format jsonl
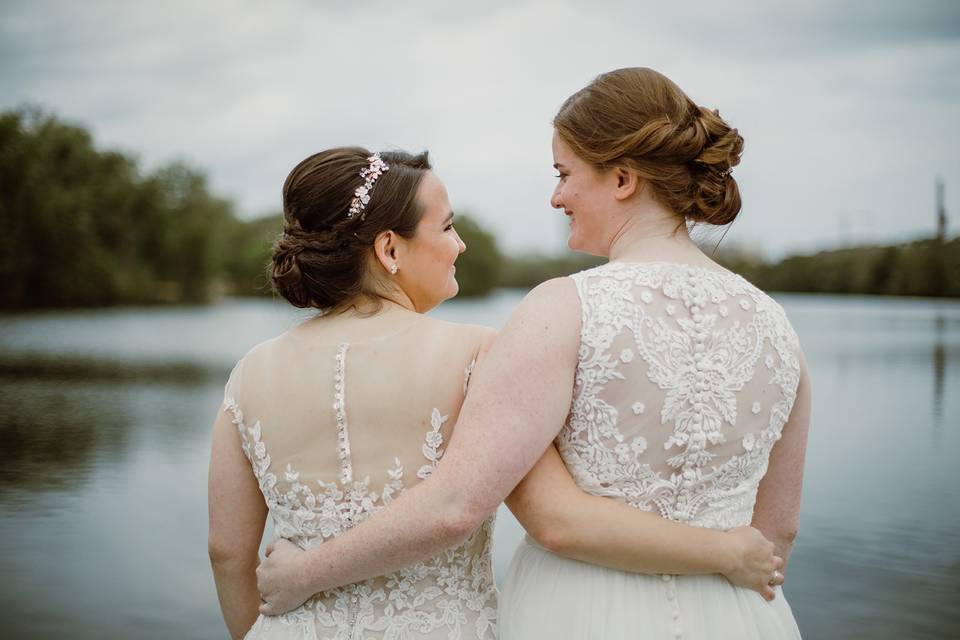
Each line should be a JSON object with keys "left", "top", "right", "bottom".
{"left": 499, "top": 536, "right": 801, "bottom": 640}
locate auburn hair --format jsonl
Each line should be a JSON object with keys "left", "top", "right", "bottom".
{"left": 554, "top": 67, "right": 743, "bottom": 226}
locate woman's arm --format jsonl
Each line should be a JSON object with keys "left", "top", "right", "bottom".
{"left": 508, "top": 445, "right": 783, "bottom": 600}
{"left": 750, "top": 353, "right": 812, "bottom": 574}
{"left": 209, "top": 407, "right": 268, "bottom": 639}
{"left": 256, "top": 278, "right": 582, "bottom": 614}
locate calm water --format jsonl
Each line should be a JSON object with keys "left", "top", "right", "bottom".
{"left": 0, "top": 292, "right": 957, "bottom": 639}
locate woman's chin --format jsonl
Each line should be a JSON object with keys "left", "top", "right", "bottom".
{"left": 446, "top": 278, "right": 460, "bottom": 300}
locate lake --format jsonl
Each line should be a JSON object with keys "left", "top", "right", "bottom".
{"left": 0, "top": 291, "right": 957, "bottom": 639}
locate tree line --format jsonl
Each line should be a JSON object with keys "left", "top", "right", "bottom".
{"left": 719, "top": 239, "right": 959, "bottom": 298}
{"left": 0, "top": 107, "right": 955, "bottom": 310}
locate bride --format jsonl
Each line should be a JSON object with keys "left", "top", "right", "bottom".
{"left": 208, "top": 143, "right": 784, "bottom": 639}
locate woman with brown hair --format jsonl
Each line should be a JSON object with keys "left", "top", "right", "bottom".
{"left": 245, "top": 67, "right": 810, "bottom": 639}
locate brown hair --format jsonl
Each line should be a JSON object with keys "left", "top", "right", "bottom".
{"left": 270, "top": 147, "right": 431, "bottom": 310}
{"left": 554, "top": 67, "right": 743, "bottom": 226}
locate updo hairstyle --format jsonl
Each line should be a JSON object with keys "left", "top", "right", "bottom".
{"left": 554, "top": 67, "right": 744, "bottom": 226}
{"left": 270, "top": 147, "right": 431, "bottom": 309}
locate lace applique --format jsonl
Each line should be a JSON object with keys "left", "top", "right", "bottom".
{"left": 223, "top": 348, "right": 497, "bottom": 638}
{"left": 559, "top": 262, "right": 802, "bottom": 530}
{"left": 417, "top": 409, "right": 447, "bottom": 480}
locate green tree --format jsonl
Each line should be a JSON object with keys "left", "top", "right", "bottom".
{"left": 141, "top": 161, "right": 234, "bottom": 302}
{"left": 452, "top": 215, "right": 502, "bottom": 297}
{"left": 0, "top": 106, "right": 240, "bottom": 308}
{"left": 0, "top": 107, "right": 145, "bottom": 307}
{"left": 223, "top": 213, "right": 282, "bottom": 296}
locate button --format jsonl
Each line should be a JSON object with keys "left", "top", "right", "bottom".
{"left": 661, "top": 574, "right": 672, "bottom": 582}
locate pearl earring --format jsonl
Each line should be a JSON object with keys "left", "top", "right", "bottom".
{"left": 390, "top": 264, "right": 398, "bottom": 275}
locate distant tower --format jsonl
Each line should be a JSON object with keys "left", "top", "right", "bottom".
{"left": 936, "top": 176, "right": 947, "bottom": 242}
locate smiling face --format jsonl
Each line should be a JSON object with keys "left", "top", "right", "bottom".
{"left": 394, "top": 171, "right": 466, "bottom": 312}
{"left": 550, "top": 131, "right": 621, "bottom": 256}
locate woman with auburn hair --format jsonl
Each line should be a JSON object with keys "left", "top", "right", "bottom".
{"left": 251, "top": 67, "right": 809, "bottom": 639}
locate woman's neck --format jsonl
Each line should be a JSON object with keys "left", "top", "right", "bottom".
{"left": 606, "top": 203, "right": 710, "bottom": 266}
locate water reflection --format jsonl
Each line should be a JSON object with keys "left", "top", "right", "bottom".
{"left": 0, "top": 353, "right": 216, "bottom": 383}
{"left": 933, "top": 313, "right": 946, "bottom": 429}
{"left": 0, "top": 355, "right": 222, "bottom": 497}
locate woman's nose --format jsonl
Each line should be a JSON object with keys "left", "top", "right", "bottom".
{"left": 550, "top": 184, "right": 563, "bottom": 209}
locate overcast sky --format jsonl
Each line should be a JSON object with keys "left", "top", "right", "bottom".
{"left": 2, "top": 0, "right": 958, "bottom": 258}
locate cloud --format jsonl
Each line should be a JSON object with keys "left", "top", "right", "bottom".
{"left": 1, "top": 0, "right": 958, "bottom": 257}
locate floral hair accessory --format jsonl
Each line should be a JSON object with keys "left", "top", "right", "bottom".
{"left": 348, "top": 153, "right": 390, "bottom": 219}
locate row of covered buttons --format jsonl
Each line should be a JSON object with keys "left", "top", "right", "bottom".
{"left": 661, "top": 574, "right": 684, "bottom": 639}
{"left": 334, "top": 343, "right": 353, "bottom": 485}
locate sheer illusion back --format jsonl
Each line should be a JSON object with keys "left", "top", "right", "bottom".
{"left": 223, "top": 317, "right": 497, "bottom": 639}
{"left": 559, "top": 261, "right": 803, "bottom": 528}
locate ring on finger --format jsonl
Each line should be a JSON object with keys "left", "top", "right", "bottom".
{"left": 768, "top": 570, "right": 782, "bottom": 586}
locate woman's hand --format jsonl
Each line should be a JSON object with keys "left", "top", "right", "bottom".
{"left": 256, "top": 539, "right": 313, "bottom": 615}
{"left": 722, "top": 526, "right": 784, "bottom": 601}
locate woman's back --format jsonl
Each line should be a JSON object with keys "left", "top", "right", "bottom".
{"left": 560, "top": 261, "right": 802, "bottom": 529}
{"left": 501, "top": 261, "right": 803, "bottom": 639}
{"left": 224, "top": 311, "right": 498, "bottom": 638}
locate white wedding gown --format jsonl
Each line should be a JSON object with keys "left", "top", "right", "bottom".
{"left": 500, "top": 262, "right": 803, "bottom": 639}
{"left": 222, "top": 322, "right": 498, "bottom": 639}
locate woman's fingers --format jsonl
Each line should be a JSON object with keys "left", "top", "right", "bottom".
{"left": 770, "top": 568, "right": 785, "bottom": 586}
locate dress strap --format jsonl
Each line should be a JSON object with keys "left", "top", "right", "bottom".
{"left": 334, "top": 343, "right": 353, "bottom": 484}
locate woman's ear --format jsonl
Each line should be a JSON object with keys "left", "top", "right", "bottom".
{"left": 613, "top": 167, "right": 640, "bottom": 201}
{"left": 373, "top": 230, "right": 398, "bottom": 273}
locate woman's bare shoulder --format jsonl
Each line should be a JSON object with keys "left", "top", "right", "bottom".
{"left": 507, "top": 277, "right": 581, "bottom": 330}
{"left": 418, "top": 315, "right": 496, "bottom": 351}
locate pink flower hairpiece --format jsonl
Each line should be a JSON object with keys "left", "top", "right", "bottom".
{"left": 348, "top": 153, "right": 390, "bottom": 219}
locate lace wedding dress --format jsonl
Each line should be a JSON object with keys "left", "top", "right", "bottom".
{"left": 500, "top": 262, "right": 803, "bottom": 639}
{"left": 222, "top": 323, "right": 498, "bottom": 640}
